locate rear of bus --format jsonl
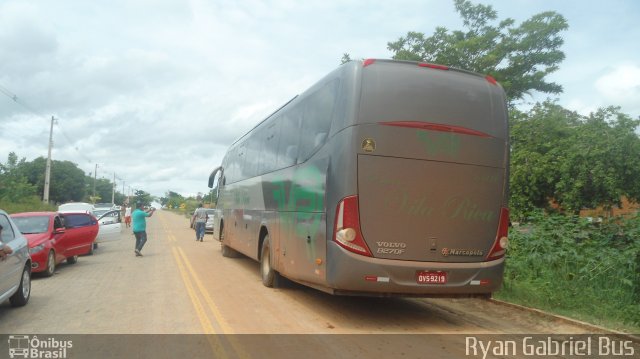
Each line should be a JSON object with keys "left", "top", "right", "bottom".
{"left": 327, "top": 59, "right": 509, "bottom": 297}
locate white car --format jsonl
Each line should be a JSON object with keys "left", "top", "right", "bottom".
{"left": 58, "top": 202, "right": 95, "bottom": 214}
{"left": 94, "top": 203, "right": 116, "bottom": 210}
{"left": 95, "top": 210, "right": 123, "bottom": 244}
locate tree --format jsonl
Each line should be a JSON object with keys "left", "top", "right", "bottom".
{"left": 509, "top": 102, "right": 581, "bottom": 217}
{"left": 510, "top": 102, "right": 640, "bottom": 218}
{"left": 0, "top": 153, "right": 38, "bottom": 202}
{"left": 17, "top": 157, "right": 87, "bottom": 203}
{"left": 340, "top": 53, "right": 352, "bottom": 65}
{"left": 92, "top": 178, "right": 116, "bottom": 204}
{"left": 205, "top": 188, "right": 218, "bottom": 207}
{"left": 554, "top": 107, "right": 640, "bottom": 213}
{"left": 386, "top": 0, "right": 568, "bottom": 103}
{"left": 162, "top": 191, "right": 185, "bottom": 209}
{"left": 133, "top": 190, "right": 153, "bottom": 207}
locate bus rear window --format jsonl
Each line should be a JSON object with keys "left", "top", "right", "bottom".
{"left": 359, "top": 62, "right": 506, "bottom": 139}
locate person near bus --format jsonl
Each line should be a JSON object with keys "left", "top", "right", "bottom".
{"left": 193, "top": 204, "right": 208, "bottom": 242}
{"left": 131, "top": 203, "right": 155, "bottom": 256}
{"left": 124, "top": 205, "right": 132, "bottom": 228}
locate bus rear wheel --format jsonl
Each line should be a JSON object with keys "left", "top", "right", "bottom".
{"left": 260, "top": 235, "right": 282, "bottom": 288}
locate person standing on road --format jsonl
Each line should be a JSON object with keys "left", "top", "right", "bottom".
{"left": 124, "top": 205, "right": 132, "bottom": 228}
{"left": 132, "top": 203, "right": 155, "bottom": 256}
{"left": 193, "top": 204, "right": 208, "bottom": 242}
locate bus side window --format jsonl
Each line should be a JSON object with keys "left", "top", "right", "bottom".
{"left": 261, "top": 120, "right": 280, "bottom": 174}
{"left": 237, "top": 143, "right": 247, "bottom": 181}
{"left": 226, "top": 148, "right": 239, "bottom": 183}
{"left": 246, "top": 134, "right": 260, "bottom": 178}
{"left": 299, "top": 79, "right": 338, "bottom": 162}
{"left": 277, "top": 106, "right": 301, "bottom": 168}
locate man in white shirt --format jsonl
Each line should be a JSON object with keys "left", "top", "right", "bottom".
{"left": 193, "top": 204, "right": 208, "bottom": 242}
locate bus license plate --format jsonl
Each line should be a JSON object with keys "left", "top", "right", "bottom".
{"left": 416, "top": 271, "right": 447, "bottom": 284}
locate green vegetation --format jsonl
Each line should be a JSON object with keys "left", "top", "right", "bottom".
{"left": 344, "top": 0, "right": 569, "bottom": 104}
{"left": 0, "top": 152, "right": 134, "bottom": 213}
{"left": 0, "top": 196, "right": 57, "bottom": 214}
{"left": 510, "top": 102, "right": 640, "bottom": 221}
{"left": 160, "top": 190, "right": 217, "bottom": 218}
{"left": 497, "top": 212, "right": 640, "bottom": 331}
{"left": 132, "top": 189, "right": 154, "bottom": 208}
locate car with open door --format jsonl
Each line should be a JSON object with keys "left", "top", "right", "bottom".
{"left": 11, "top": 212, "right": 96, "bottom": 276}
{"left": 95, "top": 209, "right": 122, "bottom": 244}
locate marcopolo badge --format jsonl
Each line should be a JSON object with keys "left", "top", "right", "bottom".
{"left": 362, "top": 138, "right": 376, "bottom": 153}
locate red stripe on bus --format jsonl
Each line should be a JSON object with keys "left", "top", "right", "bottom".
{"left": 379, "top": 121, "right": 493, "bottom": 138}
{"left": 418, "top": 62, "right": 449, "bottom": 70}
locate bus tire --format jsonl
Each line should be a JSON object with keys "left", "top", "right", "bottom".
{"left": 260, "top": 235, "right": 281, "bottom": 288}
{"left": 221, "top": 243, "right": 241, "bottom": 258}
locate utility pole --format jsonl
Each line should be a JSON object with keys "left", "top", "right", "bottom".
{"left": 112, "top": 172, "right": 116, "bottom": 204}
{"left": 93, "top": 163, "right": 98, "bottom": 199}
{"left": 43, "top": 116, "right": 55, "bottom": 204}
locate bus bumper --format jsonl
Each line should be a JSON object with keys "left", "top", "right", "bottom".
{"left": 325, "top": 242, "right": 505, "bottom": 297}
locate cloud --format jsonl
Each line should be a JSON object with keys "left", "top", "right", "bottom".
{"left": 1, "top": 0, "right": 639, "bottom": 199}
{"left": 595, "top": 63, "right": 640, "bottom": 117}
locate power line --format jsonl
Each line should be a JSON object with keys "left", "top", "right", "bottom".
{"left": 0, "top": 83, "right": 47, "bottom": 118}
{"left": 54, "top": 121, "right": 93, "bottom": 164}
{"left": 0, "top": 82, "right": 136, "bottom": 194}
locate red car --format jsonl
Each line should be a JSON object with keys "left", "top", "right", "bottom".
{"left": 10, "top": 212, "right": 98, "bottom": 277}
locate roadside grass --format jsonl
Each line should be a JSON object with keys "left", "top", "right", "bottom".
{"left": 0, "top": 196, "right": 57, "bottom": 214}
{"left": 495, "top": 212, "right": 640, "bottom": 333}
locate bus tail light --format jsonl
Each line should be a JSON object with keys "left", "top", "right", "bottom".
{"left": 486, "top": 207, "right": 509, "bottom": 260}
{"left": 485, "top": 75, "right": 498, "bottom": 85}
{"left": 333, "top": 196, "right": 372, "bottom": 257}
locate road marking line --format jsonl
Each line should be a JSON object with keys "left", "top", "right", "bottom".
{"left": 176, "top": 247, "right": 234, "bottom": 334}
{"left": 171, "top": 247, "right": 215, "bottom": 333}
{"left": 177, "top": 247, "right": 251, "bottom": 359}
{"left": 172, "top": 247, "right": 230, "bottom": 358}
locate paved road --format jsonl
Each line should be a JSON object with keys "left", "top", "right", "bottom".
{"left": 1, "top": 210, "right": 631, "bottom": 358}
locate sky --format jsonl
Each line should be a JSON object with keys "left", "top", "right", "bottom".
{"left": 1, "top": 0, "right": 639, "bottom": 199}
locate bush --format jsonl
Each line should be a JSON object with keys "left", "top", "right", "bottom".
{"left": 0, "top": 196, "right": 57, "bottom": 214}
{"left": 497, "top": 211, "right": 640, "bottom": 330}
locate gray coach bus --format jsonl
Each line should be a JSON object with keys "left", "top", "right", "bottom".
{"left": 208, "top": 59, "right": 509, "bottom": 297}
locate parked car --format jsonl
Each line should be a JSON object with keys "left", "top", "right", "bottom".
{"left": 58, "top": 202, "right": 95, "bottom": 214}
{"left": 93, "top": 208, "right": 119, "bottom": 224}
{"left": 205, "top": 213, "right": 215, "bottom": 233}
{"left": 11, "top": 212, "right": 96, "bottom": 276}
{"left": 0, "top": 209, "right": 31, "bottom": 307}
{"left": 191, "top": 209, "right": 215, "bottom": 230}
{"left": 94, "top": 210, "right": 122, "bottom": 241}
{"left": 94, "top": 203, "right": 116, "bottom": 211}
